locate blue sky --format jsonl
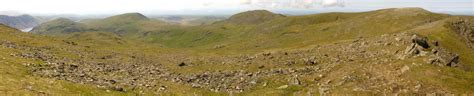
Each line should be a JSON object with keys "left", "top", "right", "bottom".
{"left": 0, "top": 0, "right": 472, "bottom": 15}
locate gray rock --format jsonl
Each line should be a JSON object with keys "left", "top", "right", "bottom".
{"left": 411, "top": 35, "right": 430, "bottom": 48}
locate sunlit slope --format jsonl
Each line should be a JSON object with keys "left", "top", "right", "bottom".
{"left": 143, "top": 8, "right": 448, "bottom": 50}
{"left": 31, "top": 13, "right": 173, "bottom": 37}
{"left": 0, "top": 24, "right": 138, "bottom": 95}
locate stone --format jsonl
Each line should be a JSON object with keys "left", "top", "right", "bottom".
{"left": 258, "top": 65, "right": 265, "bottom": 69}
{"left": 303, "top": 57, "right": 318, "bottom": 65}
{"left": 318, "top": 85, "right": 330, "bottom": 96}
{"left": 110, "top": 86, "right": 125, "bottom": 92}
{"left": 395, "top": 37, "right": 402, "bottom": 41}
{"left": 289, "top": 75, "right": 301, "bottom": 85}
{"left": 431, "top": 48, "right": 462, "bottom": 67}
{"left": 159, "top": 86, "right": 167, "bottom": 91}
{"left": 411, "top": 35, "right": 430, "bottom": 48}
{"left": 277, "top": 85, "right": 288, "bottom": 89}
{"left": 446, "top": 55, "right": 460, "bottom": 67}
{"left": 262, "top": 52, "right": 271, "bottom": 56}
{"left": 432, "top": 40, "right": 439, "bottom": 46}
{"left": 178, "top": 62, "right": 187, "bottom": 67}
{"left": 400, "top": 65, "right": 410, "bottom": 74}
{"left": 191, "top": 83, "right": 201, "bottom": 88}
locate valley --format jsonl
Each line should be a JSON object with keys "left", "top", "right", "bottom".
{"left": 0, "top": 8, "right": 473, "bottom": 95}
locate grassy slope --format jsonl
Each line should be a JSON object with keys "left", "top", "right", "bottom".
{"left": 0, "top": 25, "right": 137, "bottom": 95}
{"left": 140, "top": 8, "right": 474, "bottom": 93}
{"left": 18, "top": 8, "right": 474, "bottom": 94}
{"left": 408, "top": 17, "right": 474, "bottom": 92}
{"left": 142, "top": 8, "right": 448, "bottom": 53}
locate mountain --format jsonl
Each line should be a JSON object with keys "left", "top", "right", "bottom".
{"left": 30, "top": 18, "right": 88, "bottom": 35}
{"left": 152, "top": 16, "right": 227, "bottom": 26}
{"left": 0, "top": 14, "right": 39, "bottom": 31}
{"left": 222, "top": 10, "right": 285, "bottom": 24}
{"left": 7, "top": 8, "right": 474, "bottom": 95}
{"left": 32, "top": 12, "right": 169, "bottom": 36}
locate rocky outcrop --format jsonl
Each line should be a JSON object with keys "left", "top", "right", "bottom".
{"left": 403, "top": 35, "right": 462, "bottom": 67}
{"left": 446, "top": 17, "right": 474, "bottom": 50}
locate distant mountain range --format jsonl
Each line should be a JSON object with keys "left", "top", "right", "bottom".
{"left": 0, "top": 14, "right": 39, "bottom": 32}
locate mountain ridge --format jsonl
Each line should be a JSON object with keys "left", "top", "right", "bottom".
{"left": 223, "top": 10, "right": 286, "bottom": 24}
{"left": 0, "top": 14, "right": 39, "bottom": 31}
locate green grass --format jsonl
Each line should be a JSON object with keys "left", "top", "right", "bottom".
{"left": 4, "top": 8, "right": 474, "bottom": 95}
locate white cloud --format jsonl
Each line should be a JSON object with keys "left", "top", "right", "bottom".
{"left": 238, "top": 0, "right": 345, "bottom": 9}
{"left": 321, "top": 0, "right": 345, "bottom": 7}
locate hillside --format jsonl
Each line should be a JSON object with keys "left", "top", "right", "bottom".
{"left": 222, "top": 10, "right": 285, "bottom": 24}
{"left": 31, "top": 13, "right": 172, "bottom": 36}
{"left": 30, "top": 18, "right": 88, "bottom": 35}
{"left": 0, "top": 14, "right": 39, "bottom": 31}
{"left": 141, "top": 8, "right": 448, "bottom": 50}
{"left": 4, "top": 8, "right": 474, "bottom": 95}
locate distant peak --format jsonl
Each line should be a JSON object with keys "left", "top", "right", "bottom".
{"left": 53, "top": 18, "right": 75, "bottom": 22}
{"left": 225, "top": 10, "right": 285, "bottom": 24}
{"left": 106, "top": 12, "right": 149, "bottom": 21}
{"left": 119, "top": 12, "right": 146, "bottom": 17}
{"left": 377, "top": 7, "right": 431, "bottom": 14}
{"left": 241, "top": 10, "right": 273, "bottom": 14}
{"left": 392, "top": 7, "right": 429, "bottom": 12}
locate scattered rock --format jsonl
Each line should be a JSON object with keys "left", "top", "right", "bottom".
{"left": 400, "top": 65, "right": 410, "bottom": 74}
{"left": 402, "top": 34, "right": 463, "bottom": 68}
{"left": 262, "top": 52, "right": 271, "bottom": 56}
{"left": 178, "top": 62, "right": 187, "bottom": 67}
{"left": 110, "top": 86, "right": 125, "bottom": 92}
{"left": 213, "top": 45, "right": 225, "bottom": 49}
{"left": 303, "top": 56, "right": 318, "bottom": 65}
{"left": 404, "top": 35, "right": 430, "bottom": 56}
{"left": 395, "top": 37, "right": 402, "bottom": 41}
{"left": 319, "top": 84, "right": 330, "bottom": 95}
{"left": 159, "top": 86, "right": 167, "bottom": 91}
{"left": 277, "top": 85, "right": 289, "bottom": 89}
{"left": 289, "top": 75, "right": 301, "bottom": 85}
{"left": 411, "top": 35, "right": 430, "bottom": 48}
{"left": 63, "top": 40, "right": 78, "bottom": 46}
{"left": 429, "top": 48, "right": 462, "bottom": 67}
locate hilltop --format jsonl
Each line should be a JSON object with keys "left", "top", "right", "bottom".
{"left": 3, "top": 8, "right": 474, "bottom": 95}
{"left": 223, "top": 10, "right": 286, "bottom": 24}
{"left": 31, "top": 13, "right": 170, "bottom": 36}
{"left": 30, "top": 18, "right": 88, "bottom": 35}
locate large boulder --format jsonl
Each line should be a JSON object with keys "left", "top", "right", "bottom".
{"left": 403, "top": 34, "right": 462, "bottom": 67}
{"left": 404, "top": 35, "right": 430, "bottom": 56}
{"left": 429, "top": 48, "right": 461, "bottom": 67}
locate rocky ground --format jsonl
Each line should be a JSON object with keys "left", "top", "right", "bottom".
{"left": 1, "top": 31, "right": 465, "bottom": 95}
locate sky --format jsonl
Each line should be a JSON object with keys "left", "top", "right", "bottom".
{"left": 0, "top": 0, "right": 472, "bottom": 16}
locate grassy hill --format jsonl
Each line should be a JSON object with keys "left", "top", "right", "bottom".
{"left": 30, "top": 18, "right": 88, "bottom": 35}
{"left": 31, "top": 13, "right": 173, "bottom": 37}
{"left": 141, "top": 8, "right": 448, "bottom": 51}
{"left": 8, "top": 8, "right": 474, "bottom": 95}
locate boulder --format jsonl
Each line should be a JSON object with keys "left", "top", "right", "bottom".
{"left": 289, "top": 75, "right": 301, "bottom": 85}
{"left": 411, "top": 35, "right": 430, "bottom": 48}
{"left": 430, "top": 47, "right": 461, "bottom": 67}
{"left": 404, "top": 35, "right": 431, "bottom": 56}
{"left": 178, "top": 62, "right": 187, "bottom": 67}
